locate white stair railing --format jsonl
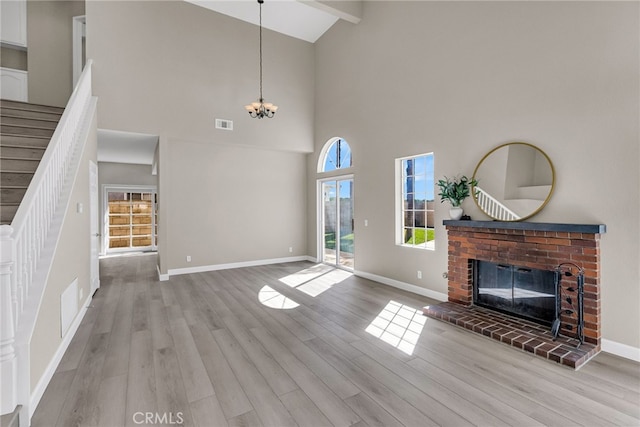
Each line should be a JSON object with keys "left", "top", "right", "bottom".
{"left": 0, "top": 60, "right": 95, "bottom": 421}
{"left": 475, "top": 186, "right": 521, "bottom": 221}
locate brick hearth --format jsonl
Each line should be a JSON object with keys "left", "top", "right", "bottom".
{"left": 423, "top": 302, "right": 599, "bottom": 368}
{"left": 423, "top": 220, "right": 606, "bottom": 369}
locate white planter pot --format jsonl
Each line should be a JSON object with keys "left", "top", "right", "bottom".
{"left": 449, "top": 206, "right": 463, "bottom": 220}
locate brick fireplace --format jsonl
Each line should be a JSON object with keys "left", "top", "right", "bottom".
{"left": 423, "top": 220, "right": 606, "bottom": 368}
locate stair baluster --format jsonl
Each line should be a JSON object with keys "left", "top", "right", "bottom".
{"left": 475, "top": 186, "right": 521, "bottom": 221}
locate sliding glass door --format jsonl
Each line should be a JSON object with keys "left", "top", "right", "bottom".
{"left": 321, "top": 178, "right": 354, "bottom": 269}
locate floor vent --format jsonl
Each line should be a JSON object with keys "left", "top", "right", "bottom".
{"left": 215, "top": 118, "right": 233, "bottom": 130}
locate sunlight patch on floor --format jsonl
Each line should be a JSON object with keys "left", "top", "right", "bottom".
{"left": 258, "top": 285, "right": 299, "bottom": 309}
{"left": 279, "top": 264, "right": 335, "bottom": 287}
{"left": 365, "top": 300, "right": 426, "bottom": 355}
{"left": 297, "top": 269, "right": 352, "bottom": 297}
{"left": 279, "top": 264, "right": 352, "bottom": 297}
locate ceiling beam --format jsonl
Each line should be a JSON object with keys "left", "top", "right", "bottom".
{"left": 298, "top": 0, "right": 362, "bottom": 24}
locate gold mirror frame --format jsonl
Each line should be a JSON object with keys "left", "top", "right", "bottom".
{"left": 472, "top": 142, "right": 555, "bottom": 221}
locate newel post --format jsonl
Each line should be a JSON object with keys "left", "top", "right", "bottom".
{"left": 0, "top": 224, "right": 17, "bottom": 414}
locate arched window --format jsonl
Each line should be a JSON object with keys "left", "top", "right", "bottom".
{"left": 319, "top": 138, "right": 352, "bottom": 173}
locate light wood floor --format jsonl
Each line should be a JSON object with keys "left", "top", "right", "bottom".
{"left": 33, "top": 254, "right": 640, "bottom": 427}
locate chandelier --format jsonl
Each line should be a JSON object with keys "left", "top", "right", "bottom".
{"left": 244, "top": 0, "right": 278, "bottom": 119}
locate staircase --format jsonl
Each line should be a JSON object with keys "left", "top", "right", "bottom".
{"left": 1, "top": 60, "right": 96, "bottom": 425}
{"left": 0, "top": 100, "right": 64, "bottom": 225}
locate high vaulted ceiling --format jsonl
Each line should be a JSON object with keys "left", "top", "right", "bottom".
{"left": 98, "top": 1, "right": 362, "bottom": 165}
{"left": 185, "top": 0, "right": 362, "bottom": 43}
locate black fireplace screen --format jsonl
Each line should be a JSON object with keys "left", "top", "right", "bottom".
{"left": 474, "top": 260, "right": 556, "bottom": 325}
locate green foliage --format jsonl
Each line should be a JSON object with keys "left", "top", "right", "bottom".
{"left": 340, "top": 233, "right": 354, "bottom": 253}
{"left": 405, "top": 228, "right": 435, "bottom": 245}
{"left": 436, "top": 175, "right": 478, "bottom": 207}
{"left": 324, "top": 232, "right": 354, "bottom": 253}
{"left": 324, "top": 232, "right": 336, "bottom": 249}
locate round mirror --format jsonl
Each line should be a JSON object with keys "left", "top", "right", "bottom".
{"left": 472, "top": 142, "right": 555, "bottom": 221}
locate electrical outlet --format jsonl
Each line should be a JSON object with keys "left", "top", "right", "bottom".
{"left": 417, "top": 270, "right": 422, "bottom": 279}
{"left": 364, "top": 219, "right": 368, "bottom": 226}
{"left": 186, "top": 255, "right": 191, "bottom": 262}
{"left": 289, "top": 247, "right": 293, "bottom": 253}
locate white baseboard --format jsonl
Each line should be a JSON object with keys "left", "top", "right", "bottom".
{"left": 157, "top": 264, "right": 169, "bottom": 282}
{"left": 30, "top": 293, "right": 92, "bottom": 418}
{"left": 353, "top": 270, "right": 448, "bottom": 302}
{"left": 165, "top": 255, "right": 315, "bottom": 278}
{"left": 602, "top": 339, "right": 640, "bottom": 362}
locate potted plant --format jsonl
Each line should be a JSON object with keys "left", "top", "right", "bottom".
{"left": 437, "top": 175, "right": 478, "bottom": 220}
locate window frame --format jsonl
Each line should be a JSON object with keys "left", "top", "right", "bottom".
{"left": 318, "top": 137, "right": 353, "bottom": 173}
{"left": 395, "top": 152, "right": 435, "bottom": 250}
{"left": 102, "top": 185, "right": 158, "bottom": 254}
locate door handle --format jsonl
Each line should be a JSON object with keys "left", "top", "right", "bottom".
{"left": 94, "top": 233, "right": 100, "bottom": 237}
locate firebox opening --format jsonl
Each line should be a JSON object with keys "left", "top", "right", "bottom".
{"left": 473, "top": 260, "right": 556, "bottom": 326}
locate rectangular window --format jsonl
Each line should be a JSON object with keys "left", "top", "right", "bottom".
{"left": 396, "top": 153, "right": 435, "bottom": 250}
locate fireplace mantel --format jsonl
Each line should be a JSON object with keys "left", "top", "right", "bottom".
{"left": 443, "top": 220, "right": 606, "bottom": 234}
{"left": 424, "top": 219, "right": 606, "bottom": 368}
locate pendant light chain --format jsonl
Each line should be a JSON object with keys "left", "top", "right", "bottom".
{"left": 244, "top": 0, "right": 277, "bottom": 118}
{"left": 259, "top": 0, "right": 263, "bottom": 102}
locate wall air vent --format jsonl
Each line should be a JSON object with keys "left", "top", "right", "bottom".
{"left": 215, "top": 118, "right": 233, "bottom": 131}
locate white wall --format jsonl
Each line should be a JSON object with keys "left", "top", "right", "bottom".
{"left": 311, "top": 1, "right": 640, "bottom": 349}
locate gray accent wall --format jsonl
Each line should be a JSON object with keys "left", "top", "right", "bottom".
{"left": 27, "top": 0, "right": 85, "bottom": 107}
{"left": 158, "top": 138, "right": 307, "bottom": 272}
{"left": 98, "top": 162, "right": 157, "bottom": 188}
{"left": 87, "top": 0, "right": 313, "bottom": 274}
{"left": 311, "top": 2, "right": 639, "bottom": 349}
{"left": 30, "top": 108, "right": 97, "bottom": 392}
{"left": 0, "top": 46, "right": 28, "bottom": 70}
{"left": 86, "top": 0, "right": 314, "bottom": 153}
